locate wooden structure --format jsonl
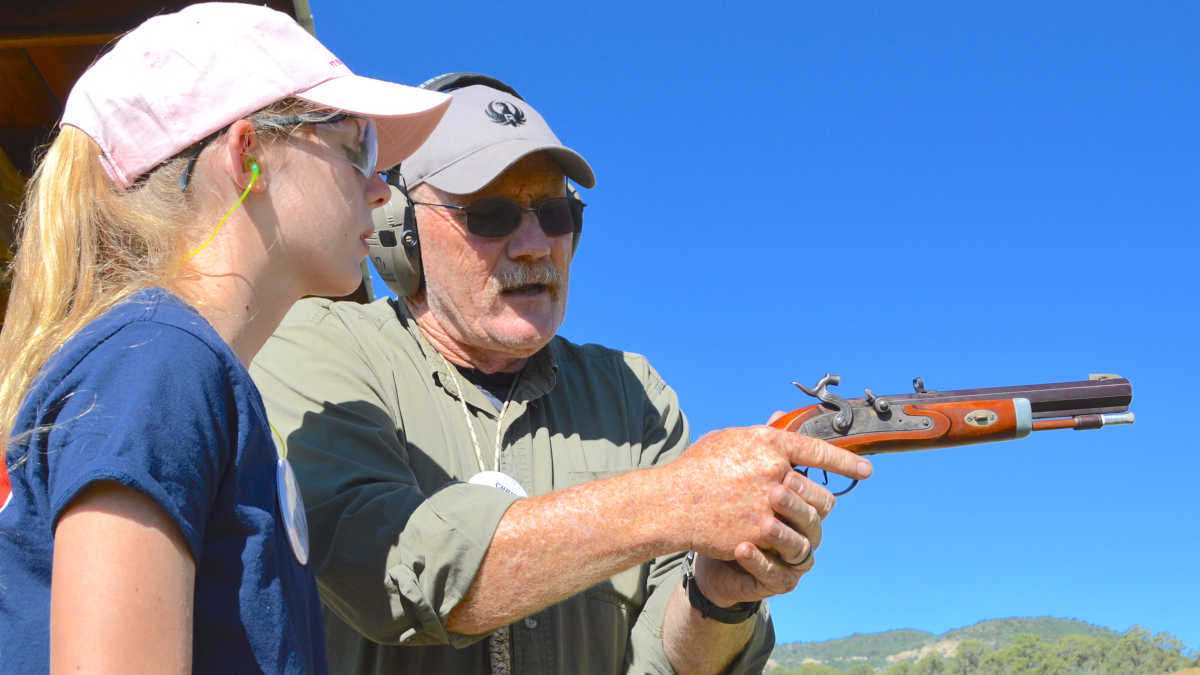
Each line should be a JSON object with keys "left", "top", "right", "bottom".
{"left": 0, "top": 0, "right": 374, "bottom": 329}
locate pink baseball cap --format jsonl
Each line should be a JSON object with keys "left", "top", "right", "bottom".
{"left": 61, "top": 2, "right": 451, "bottom": 187}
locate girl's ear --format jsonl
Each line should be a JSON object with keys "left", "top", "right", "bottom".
{"left": 220, "top": 120, "right": 266, "bottom": 192}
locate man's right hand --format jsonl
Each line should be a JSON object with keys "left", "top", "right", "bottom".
{"left": 662, "top": 426, "right": 872, "bottom": 563}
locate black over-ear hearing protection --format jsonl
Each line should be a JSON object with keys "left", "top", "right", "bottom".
{"left": 366, "top": 72, "right": 585, "bottom": 298}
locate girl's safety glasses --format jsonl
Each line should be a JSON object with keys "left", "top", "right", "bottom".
{"left": 178, "top": 112, "right": 378, "bottom": 190}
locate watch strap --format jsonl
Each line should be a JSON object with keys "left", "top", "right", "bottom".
{"left": 682, "top": 552, "right": 761, "bottom": 625}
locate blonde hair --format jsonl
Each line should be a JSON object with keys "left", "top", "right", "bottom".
{"left": 0, "top": 98, "right": 330, "bottom": 459}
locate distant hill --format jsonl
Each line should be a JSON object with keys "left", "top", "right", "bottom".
{"left": 941, "top": 616, "right": 1119, "bottom": 648}
{"left": 769, "top": 617, "right": 1123, "bottom": 672}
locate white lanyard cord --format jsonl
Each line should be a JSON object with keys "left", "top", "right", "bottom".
{"left": 435, "top": 352, "right": 521, "bottom": 675}
{"left": 437, "top": 351, "right": 518, "bottom": 473}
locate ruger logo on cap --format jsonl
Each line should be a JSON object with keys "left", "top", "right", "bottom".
{"left": 486, "top": 101, "right": 526, "bottom": 127}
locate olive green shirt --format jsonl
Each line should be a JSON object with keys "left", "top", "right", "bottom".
{"left": 250, "top": 297, "right": 774, "bottom": 674}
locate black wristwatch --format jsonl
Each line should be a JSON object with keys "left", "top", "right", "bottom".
{"left": 681, "top": 552, "right": 761, "bottom": 624}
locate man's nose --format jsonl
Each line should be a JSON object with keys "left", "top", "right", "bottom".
{"left": 505, "top": 210, "right": 551, "bottom": 260}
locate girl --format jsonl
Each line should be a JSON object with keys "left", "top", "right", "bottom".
{"left": 0, "top": 3, "right": 448, "bottom": 672}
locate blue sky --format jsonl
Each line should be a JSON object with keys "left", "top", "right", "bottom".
{"left": 309, "top": 0, "right": 1198, "bottom": 651}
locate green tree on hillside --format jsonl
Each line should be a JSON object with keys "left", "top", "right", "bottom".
{"left": 912, "top": 652, "right": 947, "bottom": 675}
{"left": 846, "top": 665, "right": 876, "bottom": 675}
{"left": 1102, "top": 626, "right": 1154, "bottom": 674}
{"left": 977, "top": 650, "right": 1007, "bottom": 675}
{"left": 994, "top": 634, "right": 1065, "bottom": 674}
{"left": 950, "top": 639, "right": 988, "bottom": 674}
{"left": 1149, "top": 630, "right": 1198, "bottom": 669}
{"left": 884, "top": 662, "right": 914, "bottom": 674}
{"left": 1051, "top": 634, "right": 1106, "bottom": 672}
{"left": 1102, "top": 626, "right": 1193, "bottom": 674}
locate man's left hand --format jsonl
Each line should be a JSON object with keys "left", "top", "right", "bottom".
{"left": 691, "top": 464, "right": 835, "bottom": 608}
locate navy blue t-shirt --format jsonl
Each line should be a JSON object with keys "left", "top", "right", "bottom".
{"left": 0, "top": 288, "right": 327, "bottom": 673}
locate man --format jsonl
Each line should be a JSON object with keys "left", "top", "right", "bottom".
{"left": 251, "top": 78, "right": 872, "bottom": 674}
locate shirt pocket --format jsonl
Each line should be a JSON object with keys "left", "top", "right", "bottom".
{"left": 546, "top": 425, "right": 639, "bottom": 490}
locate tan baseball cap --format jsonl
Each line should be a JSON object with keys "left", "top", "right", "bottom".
{"left": 396, "top": 84, "right": 595, "bottom": 193}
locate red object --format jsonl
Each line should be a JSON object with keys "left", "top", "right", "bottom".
{"left": 0, "top": 461, "right": 11, "bottom": 512}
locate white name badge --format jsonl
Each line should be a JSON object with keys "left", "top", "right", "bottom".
{"left": 469, "top": 470, "right": 528, "bottom": 498}
{"left": 276, "top": 456, "right": 310, "bottom": 566}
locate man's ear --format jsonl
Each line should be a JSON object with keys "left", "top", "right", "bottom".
{"left": 220, "top": 120, "right": 266, "bottom": 192}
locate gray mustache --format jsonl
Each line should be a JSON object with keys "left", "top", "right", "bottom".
{"left": 493, "top": 263, "right": 562, "bottom": 291}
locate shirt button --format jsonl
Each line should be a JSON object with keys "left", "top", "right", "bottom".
{"left": 523, "top": 617, "right": 538, "bottom": 629}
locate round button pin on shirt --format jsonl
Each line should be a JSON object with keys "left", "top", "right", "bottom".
{"left": 468, "top": 470, "right": 528, "bottom": 498}
{"left": 276, "top": 456, "right": 310, "bottom": 566}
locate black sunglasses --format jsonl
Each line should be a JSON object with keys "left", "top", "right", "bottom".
{"left": 412, "top": 196, "right": 584, "bottom": 239}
